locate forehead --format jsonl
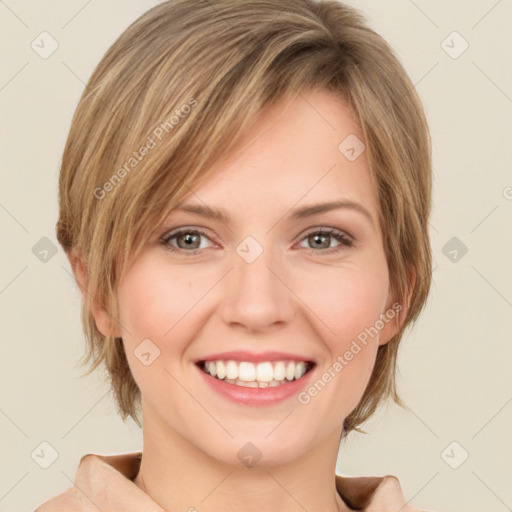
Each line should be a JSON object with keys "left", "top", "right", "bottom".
{"left": 173, "top": 89, "right": 379, "bottom": 227}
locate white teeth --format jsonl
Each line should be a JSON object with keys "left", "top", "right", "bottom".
{"left": 256, "top": 362, "right": 274, "bottom": 382}
{"left": 236, "top": 380, "right": 254, "bottom": 387}
{"left": 236, "top": 380, "right": 258, "bottom": 388}
{"left": 207, "top": 361, "right": 217, "bottom": 377}
{"left": 238, "top": 362, "right": 256, "bottom": 382}
{"left": 274, "top": 361, "right": 286, "bottom": 381}
{"left": 216, "top": 361, "right": 226, "bottom": 380}
{"left": 201, "top": 359, "right": 311, "bottom": 386}
{"left": 226, "top": 360, "right": 238, "bottom": 380}
{"left": 295, "top": 362, "right": 306, "bottom": 380}
{"left": 285, "top": 361, "right": 295, "bottom": 381}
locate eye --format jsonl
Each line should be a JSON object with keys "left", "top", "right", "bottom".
{"left": 159, "top": 227, "right": 354, "bottom": 256}
{"left": 297, "top": 228, "right": 354, "bottom": 253}
{"left": 160, "top": 228, "right": 214, "bottom": 254}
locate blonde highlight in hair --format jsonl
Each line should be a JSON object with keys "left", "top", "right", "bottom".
{"left": 57, "top": 0, "right": 432, "bottom": 436}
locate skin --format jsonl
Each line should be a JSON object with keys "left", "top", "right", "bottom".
{"left": 72, "top": 88, "right": 408, "bottom": 512}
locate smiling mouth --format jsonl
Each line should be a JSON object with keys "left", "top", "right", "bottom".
{"left": 197, "top": 359, "right": 315, "bottom": 388}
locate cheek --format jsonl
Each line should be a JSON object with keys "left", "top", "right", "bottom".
{"left": 116, "top": 260, "right": 203, "bottom": 383}
{"left": 295, "top": 258, "right": 389, "bottom": 413}
{"left": 118, "top": 259, "right": 198, "bottom": 339}
{"left": 115, "top": 260, "right": 208, "bottom": 414}
{"left": 301, "top": 257, "right": 390, "bottom": 346}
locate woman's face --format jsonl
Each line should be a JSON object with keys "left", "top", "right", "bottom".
{"left": 99, "top": 89, "right": 401, "bottom": 466}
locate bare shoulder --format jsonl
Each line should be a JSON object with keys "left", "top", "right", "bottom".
{"left": 376, "top": 475, "right": 439, "bottom": 512}
{"left": 33, "top": 486, "right": 83, "bottom": 512}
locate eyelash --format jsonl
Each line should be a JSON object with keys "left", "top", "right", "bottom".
{"left": 159, "top": 227, "right": 354, "bottom": 255}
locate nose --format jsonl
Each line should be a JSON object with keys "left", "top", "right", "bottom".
{"left": 220, "top": 242, "right": 296, "bottom": 332}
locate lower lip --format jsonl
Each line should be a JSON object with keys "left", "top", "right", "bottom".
{"left": 196, "top": 364, "right": 315, "bottom": 406}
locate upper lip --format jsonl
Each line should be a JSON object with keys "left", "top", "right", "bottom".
{"left": 197, "top": 351, "right": 315, "bottom": 364}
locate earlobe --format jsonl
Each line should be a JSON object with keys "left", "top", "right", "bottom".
{"left": 377, "top": 302, "right": 404, "bottom": 346}
{"left": 378, "top": 268, "right": 415, "bottom": 346}
{"left": 66, "top": 249, "right": 121, "bottom": 338}
{"left": 67, "top": 248, "right": 88, "bottom": 294}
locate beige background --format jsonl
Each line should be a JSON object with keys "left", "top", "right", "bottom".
{"left": 1, "top": 1, "right": 511, "bottom": 511}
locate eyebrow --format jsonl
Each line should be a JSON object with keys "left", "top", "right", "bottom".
{"left": 173, "top": 200, "right": 375, "bottom": 227}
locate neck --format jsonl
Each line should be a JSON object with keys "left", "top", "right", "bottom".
{"left": 132, "top": 403, "right": 351, "bottom": 512}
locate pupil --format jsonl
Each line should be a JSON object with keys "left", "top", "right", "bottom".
{"left": 312, "top": 234, "right": 328, "bottom": 249}
{"left": 180, "top": 233, "right": 198, "bottom": 249}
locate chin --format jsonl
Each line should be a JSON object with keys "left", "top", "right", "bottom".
{"left": 201, "top": 430, "right": 315, "bottom": 469}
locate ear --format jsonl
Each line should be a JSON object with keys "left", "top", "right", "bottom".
{"left": 67, "top": 249, "right": 122, "bottom": 338}
{"left": 378, "top": 267, "right": 415, "bottom": 346}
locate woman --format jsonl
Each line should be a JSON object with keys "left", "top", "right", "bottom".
{"left": 35, "top": 0, "right": 435, "bottom": 510}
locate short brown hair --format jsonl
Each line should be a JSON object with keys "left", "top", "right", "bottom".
{"left": 57, "top": 0, "right": 432, "bottom": 436}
